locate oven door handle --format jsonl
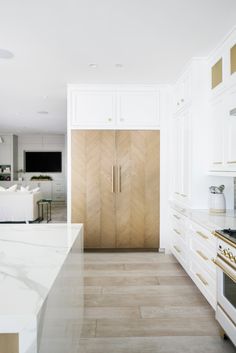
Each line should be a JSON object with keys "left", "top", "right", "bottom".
{"left": 213, "top": 258, "right": 236, "bottom": 283}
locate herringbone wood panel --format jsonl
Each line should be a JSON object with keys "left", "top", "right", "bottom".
{"left": 72, "top": 130, "right": 116, "bottom": 248}
{"left": 116, "top": 131, "right": 160, "bottom": 249}
{"left": 71, "top": 130, "right": 160, "bottom": 249}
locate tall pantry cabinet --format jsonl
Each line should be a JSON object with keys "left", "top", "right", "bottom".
{"left": 68, "top": 85, "right": 161, "bottom": 249}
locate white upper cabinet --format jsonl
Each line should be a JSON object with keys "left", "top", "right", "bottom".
{"left": 209, "top": 88, "right": 236, "bottom": 172}
{"left": 69, "top": 88, "right": 116, "bottom": 128}
{"left": 209, "top": 97, "right": 225, "bottom": 170}
{"left": 173, "top": 70, "right": 191, "bottom": 113}
{"left": 117, "top": 90, "right": 159, "bottom": 127}
{"left": 68, "top": 85, "right": 160, "bottom": 129}
{"left": 225, "top": 87, "right": 236, "bottom": 170}
{"left": 172, "top": 111, "right": 190, "bottom": 206}
{"left": 209, "top": 28, "right": 236, "bottom": 98}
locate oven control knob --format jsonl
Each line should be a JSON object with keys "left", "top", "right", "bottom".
{"left": 228, "top": 252, "right": 234, "bottom": 260}
{"left": 234, "top": 256, "right": 236, "bottom": 263}
{"left": 223, "top": 249, "right": 229, "bottom": 257}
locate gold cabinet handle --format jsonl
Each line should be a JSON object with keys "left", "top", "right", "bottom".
{"left": 196, "top": 273, "right": 208, "bottom": 286}
{"left": 117, "top": 166, "right": 121, "bottom": 193}
{"left": 227, "top": 161, "right": 236, "bottom": 164}
{"left": 173, "top": 228, "right": 181, "bottom": 235}
{"left": 112, "top": 166, "right": 116, "bottom": 193}
{"left": 173, "top": 214, "right": 181, "bottom": 220}
{"left": 196, "top": 250, "right": 208, "bottom": 261}
{"left": 173, "top": 245, "right": 181, "bottom": 253}
{"left": 213, "top": 162, "right": 223, "bottom": 165}
{"left": 180, "top": 193, "right": 187, "bottom": 198}
{"left": 196, "top": 231, "right": 209, "bottom": 240}
{"left": 175, "top": 192, "right": 180, "bottom": 195}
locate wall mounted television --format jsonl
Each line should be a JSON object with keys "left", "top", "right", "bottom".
{"left": 24, "top": 151, "right": 62, "bottom": 173}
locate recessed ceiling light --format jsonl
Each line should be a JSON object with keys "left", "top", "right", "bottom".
{"left": 37, "top": 111, "right": 48, "bottom": 115}
{"left": 89, "top": 63, "right": 97, "bottom": 68}
{"left": 115, "top": 64, "right": 124, "bottom": 68}
{"left": 0, "top": 49, "right": 14, "bottom": 59}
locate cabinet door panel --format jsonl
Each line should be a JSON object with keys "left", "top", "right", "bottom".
{"left": 225, "top": 89, "right": 236, "bottom": 169}
{"left": 71, "top": 91, "right": 115, "bottom": 127}
{"left": 180, "top": 112, "right": 190, "bottom": 200}
{"left": 117, "top": 91, "right": 159, "bottom": 127}
{"left": 209, "top": 98, "right": 225, "bottom": 168}
{"left": 116, "top": 131, "right": 160, "bottom": 248}
{"left": 71, "top": 130, "right": 116, "bottom": 248}
{"left": 172, "top": 117, "right": 181, "bottom": 196}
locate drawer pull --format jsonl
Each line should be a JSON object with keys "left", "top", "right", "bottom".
{"left": 227, "top": 161, "right": 236, "bottom": 164}
{"left": 173, "top": 228, "right": 181, "bottom": 235}
{"left": 213, "top": 162, "right": 223, "bottom": 165}
{"left": 196, "top": 273, "right": 208, "bottom": 286}
{"left": 196, "top": 231, "right": 209, "bottom": 240}
{"left": 196, "top": 250, "right": 208, "bottom": 261}
{"left": 175, "top": 192, "right": 180, "bottom": 195}
{"left": 173, "top": 245, "right": 181, "bottom": 253}
{"left": 180, "top": 193, "right": 187, "bottom": 198}
{"left": 173, "top": 214, "right": 181, "bottom": 220}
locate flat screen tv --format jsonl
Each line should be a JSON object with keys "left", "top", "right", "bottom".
{"left": 25, "top": 151, "right": 62, "bottom": 173}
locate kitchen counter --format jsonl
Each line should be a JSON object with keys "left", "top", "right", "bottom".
{"left": 170, "top": 201, "right": 236, "bottom": 232}
{"left": 0, "top": 223, "right": 84, "bottom": 353}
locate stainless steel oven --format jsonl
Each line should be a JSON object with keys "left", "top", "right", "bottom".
{"left": 213, "top": 235, "right": 236, "bottom": 346}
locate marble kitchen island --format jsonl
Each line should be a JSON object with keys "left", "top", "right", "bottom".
{"left": 0, "top": 224, "right": 84, "bottom": 353}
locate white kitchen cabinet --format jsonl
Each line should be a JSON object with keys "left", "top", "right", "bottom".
{"left": 170, "top": 210, "right": 188, "bottom": 272}
{"left": 172, "top": 111, "right": 190, "bottom": 205}
{"left": 208, "top": 28, "right": 236, "bottom": 98}
{"left": 209, "top": 87, "right": 236, "bottom": 172}
{"left": 209, "top": 96, "right": 225, "bottom": 170}
{"left": 117, "top": 90, "right": 159, "bottom": 127}
{"left": 225, "top": 87, "right": 236, "bottom": 170}
{"left": 67, "top": 85, "right": 160, "bottom": 129}
{"left": 52, "top": 180, "right": 65, "bottom": 201}
{"left": 69, "top": 88, "right": 116, "bottom": 128}
{"left": 170, "top": 206, "right": 217, "bottom": 310}
{"left": 188, "top": 220, "right": 217, "bottom": 310}
{"left": 173, "top": 70, "right": 191, "bottom": 113}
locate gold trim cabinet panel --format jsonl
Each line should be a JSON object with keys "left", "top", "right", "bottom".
{"left": 231, "top": 44, "right": 236, "bottom": 75}
{"left": 211, "top": 58, "right": 223, "bottom": 89}
{"left": 0, "top": 334, "right": 19, "bottom": 353}
{"left": 71, "top": 130, "right": 160, "bottom": 249}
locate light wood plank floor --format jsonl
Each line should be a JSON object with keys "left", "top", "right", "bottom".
{"left": 79, "top": 252, "right": 236, "bottom": 353}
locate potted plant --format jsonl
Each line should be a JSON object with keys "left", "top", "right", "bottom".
{"left": 30, "top": 175, "right": 53, "bottom": 181}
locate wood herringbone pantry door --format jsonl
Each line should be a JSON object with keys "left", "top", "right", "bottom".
{"left": 71, "top": 130, "right": 160, "bottom": 249}
{"left": 115, "top": 131, "right": 160, "bottom": 249}
{"left": 71, "top": 130, "right": 117, "bottom": 248}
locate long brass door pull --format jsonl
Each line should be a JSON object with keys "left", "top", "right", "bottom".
{"left": 117, "top": 166, "right": 121, "bottom": 193}
{"left": 112, "top": 166, "right": 116, "bottom": 193}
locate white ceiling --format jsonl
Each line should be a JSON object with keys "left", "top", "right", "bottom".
{"left": 0, "top": 0, "right": 236, "bottom": 134}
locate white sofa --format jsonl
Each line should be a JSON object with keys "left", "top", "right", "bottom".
{"left": 0, "top": 191, "right": 42, "bottom": 222}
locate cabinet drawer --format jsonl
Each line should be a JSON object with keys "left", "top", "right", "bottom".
{"left": 53, "top": 194, "right": 65, "bottom": 201}
{"left": 189, "top": 258, "right": 216, "bottom": 310}
{"left": 171, "top": 211, "right": 186, "bottom": 237}
{"left": 190, "top": 238, "right": 216, "bottom": 278}
{"left": 190, "top": 221, "right": 216, "bottom": 248}
{"left": 54, "top": 187, "right": 65, "bottom": 192}
{"left": 171, "top": 234, "right": 187, "bottom": 271}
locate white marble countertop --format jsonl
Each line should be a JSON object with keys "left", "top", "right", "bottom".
{"left": 0, "top": 223, "right": 83, "bottom": 331}
{"left": 170, "top": 201, "right": 236, "bottom": 231}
